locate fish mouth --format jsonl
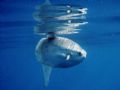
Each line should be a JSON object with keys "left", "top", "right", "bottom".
{"left": 77, "top": 49, "right": 87, "bottom": 59}
{"left": 81, "top": 49, "right": 87, "bottom": 58}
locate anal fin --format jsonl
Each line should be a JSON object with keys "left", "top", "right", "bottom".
{"left": 42, "top": 64, "right": 52, "bottom": 86}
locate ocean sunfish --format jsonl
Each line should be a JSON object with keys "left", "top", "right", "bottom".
{"left": 35, "top": 36, "right": 87, "bottom": 86}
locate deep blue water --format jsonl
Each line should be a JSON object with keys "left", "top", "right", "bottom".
{"left": 0, "top": 0, "right": 120, "bottom": 90}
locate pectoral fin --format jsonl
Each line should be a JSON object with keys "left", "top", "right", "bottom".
{"left": 66, "top": 54, "right": 71, "bottom": 60}
{"left": 42, "top": 64, "right": 52, "bottom": 86}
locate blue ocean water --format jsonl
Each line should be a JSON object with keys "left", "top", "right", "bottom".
{"left": 0, "top": 0, "right": 120, "bottom": 90}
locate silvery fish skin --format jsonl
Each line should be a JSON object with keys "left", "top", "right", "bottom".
{"left": 35, "top": 36, "right": 87, "bottom": 68}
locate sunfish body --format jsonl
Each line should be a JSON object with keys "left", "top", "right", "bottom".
{"left": 35, "top": 36, "right": 87, "bottom": 86}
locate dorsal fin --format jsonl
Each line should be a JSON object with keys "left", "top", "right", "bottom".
{"left": 42, "top": 64, "right": 52, "bottom": 86}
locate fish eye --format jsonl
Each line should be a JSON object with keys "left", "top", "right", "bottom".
{"left": 78, "top": 52, "right": 82, "bottom": 56}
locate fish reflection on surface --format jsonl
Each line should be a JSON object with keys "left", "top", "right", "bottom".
{"left": 33, "top": 0, "right": 87, "bottom": 35}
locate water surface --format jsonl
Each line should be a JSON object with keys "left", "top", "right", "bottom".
{"left": 0, "top": 0, "right": 120, "bottom": 90}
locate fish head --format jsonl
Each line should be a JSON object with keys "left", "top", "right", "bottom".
{"left": 67, "top": 48, "right": 87, "bottom": 62}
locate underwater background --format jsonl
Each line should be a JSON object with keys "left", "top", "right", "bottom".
{"left": 0, "top": 0, "right": 120, "bottom": 90}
